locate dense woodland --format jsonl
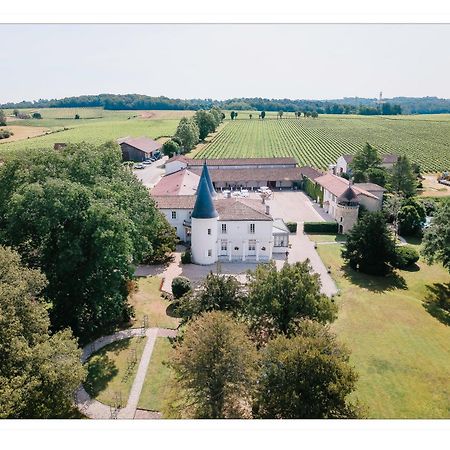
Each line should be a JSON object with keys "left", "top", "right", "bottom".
{"left": 2, "top": 94, "right": 450, "bottom": 114}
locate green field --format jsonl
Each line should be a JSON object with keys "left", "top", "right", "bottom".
{"left": 0, "top": 108, "right": 193, "bottom": 157}
{"left": 194, "top": 115, "right": 450, "bottom": 172}
{"left": 316, "top": 240, "right": 450, "bottom": 418}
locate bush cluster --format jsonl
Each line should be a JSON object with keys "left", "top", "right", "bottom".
{"left": 285, "top": 222, "right": 297, "bottom": 233}
{"left": 171, "top": 276, "right": 192, "bottom": 299}
{"left": 181, "top": 250, "right": 192, "bottom": 264}
{"left": 393, "top": 246, "right": 420, "bottom": 269}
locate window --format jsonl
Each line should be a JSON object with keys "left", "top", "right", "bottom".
{"left": 188, "top": 211, "right": 192, "bottom": 218}
{"left": 208, "top": 228, "right": 211, "bottom": 235}
{"left": 248, "top": 240, "right": 256, "bottom": 251}
{"left": 221, "top": 240, "right": 227, "bottom": 251}
{"left": 274, "top": 236, "right": 286, "bottom": 247}
{"left": 171, "top": 211, "right": 177, "bottom": 219}
{"left": 208, "top": 249, "right": 212, "bottom": 257}
{"left": 221, "top": 223, "right": 227, "bottom": 234}
{"left": 249, "top": 223, "right": 255, "bottom": 234}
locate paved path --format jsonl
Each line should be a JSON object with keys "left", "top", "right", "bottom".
{"left": 75, "top": 326, "right": 177, "bottom": 420}
{"left": 275, "top": 229, "right": 339, "bottom": 297}
{"left": 117, "top": 328, "right": 158, "bottom": 419}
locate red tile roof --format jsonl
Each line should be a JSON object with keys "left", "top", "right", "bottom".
{"left": 191, "top": 167, "right": 302, "bottom": 183}
{"left": 315, "top": 173, "right": 380, "bottom": 199}
{"left": 166, "top": 156, "right": 297, "bottom": 167}
{"left": 151, "top": 169, "right": 200, "bottom": 196}
{"left": 118, "top": 136, "right": 162, "bottom": 153}
{"left": 152, "top": 195, "right": 196, "bottom": 209}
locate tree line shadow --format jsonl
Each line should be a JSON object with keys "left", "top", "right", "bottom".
{"left": 423, "top": 282, "right": 450, "bottom": 326}
{"left": 341, "top": 264, "right": 407, "bottom": 293}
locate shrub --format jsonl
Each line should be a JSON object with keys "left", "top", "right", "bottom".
{"left": 171, "top": 276, "right": 192, "bottom": 299}
{"left": 181, "top": 250, "right": 192, "bottom": 264}
{"left": 286, "top": 222, "right": 297, "bottom": 233}
{"left": 303, "top": 221, "right": 338, "bottom": 233}
{"left": 32, "top": 112, "right": 42, "bottom": 119}
{"left": 394, "top": 246, "right": 420, "bottom": 269}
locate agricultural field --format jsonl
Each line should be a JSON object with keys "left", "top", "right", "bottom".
{"left": 194, "top": 115, "right": 450, "bottom": 172}
{"left": 0, "top": 108, "right": 194, "bottom": 157}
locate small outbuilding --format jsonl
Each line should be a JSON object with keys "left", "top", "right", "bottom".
{"left": 118, "top": 136, "right": 162, "bottom": 162}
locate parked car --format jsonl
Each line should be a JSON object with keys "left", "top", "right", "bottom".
{"left": 143, "top": 159, "right": 152, "bottom": 165}
{"left": 134, "top": 163, "right": 145, "bottom": 169}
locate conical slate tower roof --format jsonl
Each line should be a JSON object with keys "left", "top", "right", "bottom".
{"left": 339, "top": 186, "right": 358, "bottom": 202}
{"left": 201, "top": 161, "right": 217, "bottom": 198}
{"left": 192, "top": 175, "right": 218, "bottom": 219}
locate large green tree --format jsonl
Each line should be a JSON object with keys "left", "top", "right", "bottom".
{"left": 245, "top": 261, "right": 337, "bottom": 339}
{"left": 342, "top": 211, "right": 397, "bottom": 275}
{"left": 162, "top": 139, "right": 180, "bottom": 157}
{"left": 0, "top": 246, "right": 85, "bottom": 418}
{"left": 164, "top": 311, "right": 258, "bottom": 418}
{"left": 174, "top": 117, "right": 199, "bottom": 151}
{"left": 177, "top": 272, "right": 243, "bottom": 320}
{"left": 422, "top": 199, "right": 450, "bottom": 272}
{"left": 0, "top": 109, "right": 6, "bottom": 126}
{"left": 391, "top": 155, "right": 417, "bottom": 197}
{"left": 194, "top": 110, "right": 217, "bottom": 140}
{"left": 350, "top": 143, "right": 381, "bottom": 174}
{"left": 0, "top": 142, "right": 176, "bottom": 340}
{"left": 253, "top": 320, "right": 361, "bottom": 419}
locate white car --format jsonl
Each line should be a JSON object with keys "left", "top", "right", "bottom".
{"left": 134, "top": 163, "right": 145, "bottom": 169}
{"left": 240, "top": 189, "right": 249, "bottom": 198}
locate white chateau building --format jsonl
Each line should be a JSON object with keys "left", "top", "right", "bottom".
{"left": 154, "top": 163, "right": 290, "bottom": 265}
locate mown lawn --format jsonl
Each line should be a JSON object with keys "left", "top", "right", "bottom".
{"left": 128, "top": 276, "right": 179, "bottom": 330}
{"left": 138, "top": 337, "right": 173, "bottom": 412}
{"left": 317, "top": 242, "right": 450, "bottom": 418}
{"left": 84, "top": 336, "right": 147, "bottom": 407}
{"left": 306, "top": 233, "right": 347, "bottom": 243}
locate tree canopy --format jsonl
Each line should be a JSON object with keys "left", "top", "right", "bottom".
{"left": 0, "top": 109, "right": 6, "bottom": 126}
{"left": 174, "top": 117, "right": 199, "bottom": 151}
{"left": 253, "top": 320, "right": 361, "bottom": 419}
{"left": 422, "top": 199, "right": 450, "bottom": 272}
{"left": 176, "top": 272, "right": 244, "bottom": 320}
{"left": 164, "top": 311, "right": 258, "bottom": 419}
{"left": 342, "top": 211, "right": 397, "bottom": 275}
{"left": 350, "top": 143, "right": 382, "bottom": 174}
{"left": 245, "top": 261, "right": 337, "bottom": 338}
{"left": 0, "top": 142, "right": 176, "bottom": 340}
{"left": 0, "top": 246, "right": 85, "bottom": 418}
{"left": 390, "top": 155, "right": 417, "bottom": 197}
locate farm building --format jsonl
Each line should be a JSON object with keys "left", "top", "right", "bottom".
{"left": 306, "top": 172, "right": 385, "bottom": 233}
{"left": 164, "top": 156, "right": 302, "bottom": 189}
{"left": 118, "top": 136, "right": 162, "bottom": 162}
{"left": 153, "top": 163, "right": 289, "bottom": 263}
{"left": 334, "top": 154, "right": 398, "bottom": 176}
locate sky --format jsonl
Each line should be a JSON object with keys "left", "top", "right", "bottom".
{"left": 1, "top": 24, "right": 449, "bottom": 103}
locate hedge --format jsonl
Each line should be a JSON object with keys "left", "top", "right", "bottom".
{"left": 303, "top": 222, "right": 338, "bottom": 233}
{"left": 393, "top": 246, "right": 419, "bottom": 269}
{"left": 286, "top": 222, "right": 297, "bottom": 233}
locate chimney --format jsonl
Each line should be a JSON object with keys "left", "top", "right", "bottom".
{"left": 265, "top": 204, "right": 270, "bottom": 215}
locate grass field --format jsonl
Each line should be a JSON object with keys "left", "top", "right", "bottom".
{"left": 316, "top": 241, "right": 450, "bottom": 418}
{"left": 0, "top": 108, "right": 194, "bottom": 157}
{"left": 138, "top": 337, "right": 173, "bottom": 412}
{"left": 128, "top": 276, "right": 179, "bottom": 330}
{"left": 194, "top": 115, "right": 450, "bottom": 172}
{"left": 84, "top": 336, "right": 147, "bottom": 407}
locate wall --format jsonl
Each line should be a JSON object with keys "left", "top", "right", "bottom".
{"left": 357, "top": 194, "right": 382, "bottom": 212}
{"left": 160, "top": 208, "right": 192, "bottom": 241}
{"left": 217, "top": 220, "right": 273, "bottom": 261}
{"left": 335, "top": 203, "right": 359, "bottom": 233}
{"left": 120, "top": 143, "right": 148, "bottom": 162}
{"left": 335, "top": 156, "right": 349, "bottom": 174}
{"left": 191, "top": 217, "right": 218, "bottom": 265}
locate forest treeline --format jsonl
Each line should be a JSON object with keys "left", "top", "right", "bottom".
{"left": 2, "top": 94, "right": 450, "bottom": 114}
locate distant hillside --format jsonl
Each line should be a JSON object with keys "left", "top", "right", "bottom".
{"left": 2, "top": 94, "right": 450, "bottom": 115}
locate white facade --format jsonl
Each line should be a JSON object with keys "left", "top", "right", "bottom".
{"left": 159, "top": 208, "right": 191, "bottom": 242}
{"left": 191, "top": 217, "right": 218, "bottom": 265}
{"left": 216, "top": 220, "right": 273, "bottom": 262}
{"left": 335, "top": 156, "right": 350, "bottom": 175}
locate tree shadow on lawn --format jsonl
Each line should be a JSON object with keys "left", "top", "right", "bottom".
{"left": 84, "top": 339, "right": 132, "bottom": 397}
{"left": 423, "top": 282, "right": 450, "bottom": 326}
{"left": 342, "top": 264, "right": 407, "bottom": 293}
